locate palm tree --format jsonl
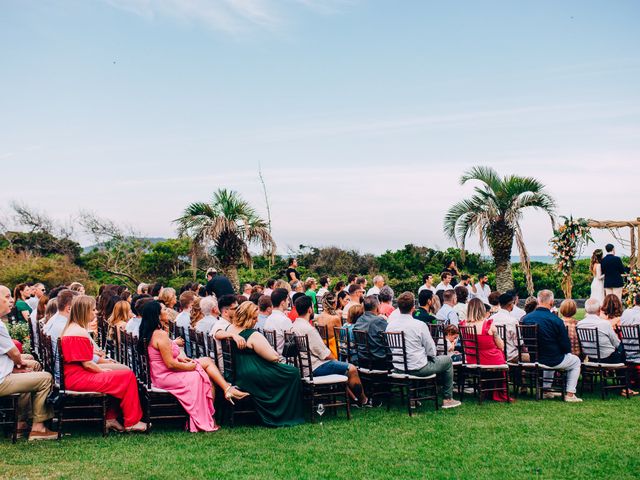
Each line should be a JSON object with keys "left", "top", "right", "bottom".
{"left": 175, "top": 189, "right": 276, "bottom": 290}
{"left": 444, "top": 166, "right": 556, "bottom": 293}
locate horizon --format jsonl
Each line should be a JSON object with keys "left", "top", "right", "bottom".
{"left": 1, "top": 1, "right": 639, "bottom": 257}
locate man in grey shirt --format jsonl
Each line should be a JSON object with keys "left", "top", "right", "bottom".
{"left": 353, "top": 296, "right": 390, "bottom": 370}
{"left": 579, "top": 298, "right": 622, "bottom": 363}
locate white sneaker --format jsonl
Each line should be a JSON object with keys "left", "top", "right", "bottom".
{"left": 543, "top": 391, "right": 562, "bottom": 399}
{"left": 564, "top": 395, "right": 583, "bottom": 403}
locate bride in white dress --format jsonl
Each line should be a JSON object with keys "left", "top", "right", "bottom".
{"left": 590, "top": 249, "right": 605, "bottom": 302}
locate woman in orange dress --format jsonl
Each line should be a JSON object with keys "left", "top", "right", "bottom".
{"left": 60, "top": 295, "right": 147, "bottom": 432}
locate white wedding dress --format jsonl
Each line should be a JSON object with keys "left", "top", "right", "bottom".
{"left": 590, "top": 263, "right": 605, "bottom": 302}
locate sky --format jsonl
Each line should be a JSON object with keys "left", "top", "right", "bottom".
{"left": 1, "top": 0, "right": 639, "bottom": 256}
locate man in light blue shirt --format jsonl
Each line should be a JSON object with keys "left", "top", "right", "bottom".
{"left": 436, "top": 290, "right": 460, "bottom": 325}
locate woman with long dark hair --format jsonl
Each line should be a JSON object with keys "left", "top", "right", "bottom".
{"left": 138, "top": 301, "right": 247, "bottom": 432}
{"left": 590, "top": 249, "right": 605, "bottom": 303}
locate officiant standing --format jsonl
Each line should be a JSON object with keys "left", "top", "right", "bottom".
{"left": 601, "top": 244, "right": 628, "bottom": 300}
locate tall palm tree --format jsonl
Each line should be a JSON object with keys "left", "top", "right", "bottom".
{"left": 444, "top": 166, "right": 556, "bottom": 293}
{"left": 175, "top": 189, "right": 276, "bottom": 290}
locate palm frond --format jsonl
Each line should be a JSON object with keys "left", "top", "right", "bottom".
{"left": 460, "top": 166, "right": 502, "bottom": 192}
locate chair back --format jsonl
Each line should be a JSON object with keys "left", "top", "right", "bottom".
{"left": 206, "top": 334, "right": 220, "bottom": 369}
{"left": 315, "top": 324, "right": 330, "bottom": 348}
{"left": 382, "top": 331, "right": 409, "bottom": 374}
{"left": 124, "top": 332, "right": 138, "bottom": 373}
{"left": 41, "top": 334, "right": 54, "bottom": 375}
{"left": 221, "top": 338, "right": 236, "bottom": 383}
{"left": 168, "top": 320, "right": 177, "bottom": 340}
{"left": 137, "top": 339, "right": 153, "bottom": 389}
{"left": 334, "top": 326, "right": 354, "bottom": 363}
{"left": 576, "top": 327, "right": 603, "bottom": 361}
{"left": 283, "top": 331, "right": 299, "bottom": 365}
{"left": 516, "top": 324, "right": 540, "bottom": 363}
{"left": 293, "top": 334, "right": 314, "bottom": 379}
{"left": 56, "top": 338, "right": 67, "bottom": 391}
{"left": 27, "top": 317, "right": 39, "bottom": 362}
{"left": 620, "top": 325, "right": 640, "bottom": 360}
{"left": 193, "top": 331, "right": 206, "bottom": 359}
{"left": 428, "top": 324, "right": 446, "bottom": 356}
{"left": 494, "top": 324, "right": 509, "bottom": 361}
{"left": 459, "top": 325, "right": 479, "bottom": 365}
{"left": 188, "top": 328, "right": 199, "bottom": 358}
{"left": 97, "top": 316, "right": 109, "bottom": 350}
{"left": 263, "top": 329, "right": 277, "bottom": 352}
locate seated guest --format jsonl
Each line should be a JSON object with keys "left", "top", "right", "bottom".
{"left": 316, "top": 276, "right": 330, "bottom": 299}
{"left": 601, "top": 294, "right": 623, "bottom": 330}
{"left": 435, "top": 272, "right": 454, "bottom": 292}
{"left": 264, "top": 288, "right": 292, "bottom": 354}
{"left": 436, "top": 290, "right": 460, "bottom": 325}
{"left": 385, "top": 292, "right": 461, "bottom": 409}
{"left": 140, "top": 301, "right": 247, "bottom": 432}
{"left": 304, "top": 277, "right": 318, "bottom": 313}
{"left": 291, "top": 296, "right": 371, "bottom": 406}
{"left": 195, "top": 296, "right": 218, "bottom": 335}
{"left": 342, "top": 284, "right": 364, "bottom": 321}
{"left": 559, "top": 299, "right": 581, "bottom": 358}
{"left": 287, "top": 292, "right": 305, "bottom": 321}
{"left": 190, "top": 296, "right": 204, "bottom": 328}
{"left": 43, "top": 289, "right": 78, "bottom": 382}
{"left": 453, "top": 286, "right": 468, "bottom": 322}
{"left": 344, "top": 304, "right": 364, "bottom": 345}
{"left": 107, "top": 300, "right": 133, "bottom": 344}
{"left": 61, "top": 295, "right": 147, "bottom": 432}
{"left": 418, "top": 273, "right": 436, "bottom": 294}
{"left": 263, "top": 278, "right": 276, "bottom": 297}
{"left": 444, "top": 324, "right": 461, "bottom": 361}
{"left": 158, "top": 287, "right": 178, "bottom": 322}
{"left": 490, "top": 292, "right": 523, "bottom": 363}
{"left": 211, "top": 295, "right": 246, "bottom": 369}
{"left": 367, "top": 275, "right": 385, "bottom": 297}
{"left": 0, "top": 285, "right": 56, "bottom": 440}
{"left": 13, "top": 283, "right": 32, "bottom": 322}
{"left": 488, "top": 291, "right": 501, "bottom": 314}
{"left": 175, "top": 291, "right": 197, "bottom": 355}
{"left": 460, "top": 299, "right": 510, "bottom": 402}
{"left": 524, "top": 296, "right": 538, "bottom": 314}
{"left": 509, "top": 290, "right": 526, "bottom": 321}
{"left": 255, "top": 295, "right": 272, "bottom": 331}
{"left": 522, "top": 290, "right": 582, "bottom": 402}
{"left": 126, "top": 295, "right": 152, "bottom": 337}
{"left": 621, "top": 293, "right": 640, "bottom": 326}
{"left": 314, "top": 293, "right": 342, "bottom": 358}
{"left": 30, "top": 294, "right": 49, "bottom": 356}
{"left": 580, "top": 298, "right": 625, "bottom": 364}
{"left": 223, "top": 301, "right": 304, "bottom": 426}
{"left": 336, "top": 290, "right": 350, "bottom": 318}
{"left": 378, "top": 286, "right": 395, "bottom": 318}
{"left": 413, "top": 289, "right": 437, "bottom": 325}
{"left": 353, "top": 296, "right": 390, "bottom": 370}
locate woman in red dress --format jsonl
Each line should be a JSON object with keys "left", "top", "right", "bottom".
{"left": 460, "top": 298, "right": 510, "bottom": 402}
{"left": 61, "top": 295, "right": 147, "bottom": 432}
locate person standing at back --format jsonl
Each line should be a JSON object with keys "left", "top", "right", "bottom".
{"left": 285, "top": 258, "right": 299, "bottom": 282}
{"left": 600, "top": 244, "right": 628, "bottom": 300}
{"left": 205, "top": 268, "right": 235, "bottom": 298}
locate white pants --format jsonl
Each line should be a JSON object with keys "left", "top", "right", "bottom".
{"left": 604, "top": 287, "right": 623, "bottom": 300}
{"left": 543, "top": 353, "right": 581, "bottom": 394}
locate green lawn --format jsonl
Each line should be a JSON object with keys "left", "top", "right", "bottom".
{"left": 1, "top": 392, "right": 639, "bottom": 479}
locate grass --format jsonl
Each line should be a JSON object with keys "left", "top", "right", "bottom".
{"left": 575, "top": 308, "right": 586, "bottom": 320}
{"left": 1, "top": 391, "right": 639, "bottom": 480}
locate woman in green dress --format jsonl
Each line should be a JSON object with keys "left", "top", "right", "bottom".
{"left": 13, "top": 283, "right": 32, "bottom": 322}
{"left": 223, "top": 301, "right": 304, "bottom": 427}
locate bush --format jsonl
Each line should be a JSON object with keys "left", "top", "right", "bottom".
{"left": 8, "top": 322, "right": 31, "bottom": 354}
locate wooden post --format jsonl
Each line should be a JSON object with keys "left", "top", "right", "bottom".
{"left": 631, "top": 226, "right": 637, "bottom": 270}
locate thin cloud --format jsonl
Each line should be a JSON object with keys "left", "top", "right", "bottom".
{"left": 102, "top": 0, "right": 348, "bottom": 33}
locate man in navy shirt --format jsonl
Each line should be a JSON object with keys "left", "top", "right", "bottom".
{"left": 522, "top": 290, "right": 583, "bottom": 402}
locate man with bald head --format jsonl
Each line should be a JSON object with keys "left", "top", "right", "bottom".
{"left": 0, "top": 285, "right": 56, "bottom": 440}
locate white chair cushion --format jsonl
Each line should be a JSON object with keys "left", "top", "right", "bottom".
{"left": 303, "top": 374, "right": 348, "bottom": 385}
{"left": 583, "top": 361, "right": 626, "bottom": 368}
{"left": 389, "top": 372, "right": 436, "bottom": 380}
{"left": 520, "top": 362, "right": 554, "bottom": 369}
{"left": 477, "top": 364, "right": 509, "bottom": 370}
{"left": 357, "top": 367, "right": 389, "bottom": 374}
{"left": 148, "top": 386, "right": 171, "bottom": 394}
{"left": 60, "top": 390, "right": 105, "bottom": 396}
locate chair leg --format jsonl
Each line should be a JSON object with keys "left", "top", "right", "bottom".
{"left": 345, "top": 385, "right": 351, "bottom": 420}
{"left": 406, "top": 384, "right": 412, "bottom": 417}
{"left": 102, "top": 398, "right": 107, "bottom": 437}
{"left": 11, "top": 397, "right": 18, "bottom": 444}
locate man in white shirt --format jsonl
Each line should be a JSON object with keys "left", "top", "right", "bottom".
{"left": 264, "top": 288, "right": 292, "bottom": 354}
{"left": 580, "top": 298, "right": 623, "bottom": 363}
{"left": 211, "top": 294, "right": 246, "bottom": 370}
{"left": 435, "top": 290, "right": 460, "bottom": 325}
{"left": 43, "top": 289, "right": 78, "bottom": 384}
{"left": 0, "top": 285, "right": 57, "bottom": 441}
{"left": 385, "top": 292, "right": 460, "bottom": 409}
{"left": 256, "top": 295, "right": 272, "bottom": 331}
{"left": 195, "top": 296, "right": 218, "bottom": 335}
{"left": 342, "top": 284, "right": 364, "bottom": 321}
{"left": 435, "top": 272, "right": 454, "bottom": 292}
{"left": 418, "top": 274, "right": 436, "bottom": 295}
{"left": 126, "top": 295, "right": 152, "bottom": 337}
{"left": 175, "top": 291, "right": 196, "bottom": 356}
{"left": 621, "top": 294, "right": 640, "bottom": 326}
{"left": 366, "top": 275, "right": 385, "bottom": 296}
{"left": 490, "top": 293, "right": 522, "bottom": 363}
{"left": 473, "top": 274, "right": 492, "bottom": 305}
{"left": 459, "top": 275, "right": 477, "bottom": 299}
{"left": 290, "top": 295, "right": 371, "bottom": 406}
{"left": 508, "top": 289, "right": 526, "bottom": 321}
{"left": 317, "top": 276, "right": 330, "bottom": 299}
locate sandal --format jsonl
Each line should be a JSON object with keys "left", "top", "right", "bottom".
{"left": 224, "top": 386, "right": 249, "bottom": 405}
{"left": 106, "top": 419, "right": 125, "bottom": 432}
{"left": 125, "top": 421, "right": 149, "bottom": 433}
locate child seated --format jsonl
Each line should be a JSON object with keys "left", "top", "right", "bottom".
{"left": 444, "top": 324, "right": 462, "bottom": 362}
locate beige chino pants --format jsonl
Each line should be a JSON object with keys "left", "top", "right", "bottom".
{"left": 0, "top": 371, "right": 54, "bottom": 423}
{"left": 604, "top": 287, "right": 623, "bottom": 300}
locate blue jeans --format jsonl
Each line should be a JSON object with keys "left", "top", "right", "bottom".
{"left": 313, "top": 360, "right": 350, "bottom": 377}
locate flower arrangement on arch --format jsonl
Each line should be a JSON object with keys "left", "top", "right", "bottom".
{"left": 550, "top": 216, "right": 593, "bottom": 298}
{"left": 624, "top": 268, "right": 640, "bottom": 308}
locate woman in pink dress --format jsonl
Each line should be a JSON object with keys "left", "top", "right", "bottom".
{"left": 460, "top": 298, "right": 510, "bottom": 402}
{"left": 138, "top": 301, "right": 248, "bottom": 432}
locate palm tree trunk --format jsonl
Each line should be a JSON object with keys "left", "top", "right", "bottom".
{"left": 222, "top": 263, "right": 240, "bottom": 293}
{"left": 489, "top": 221, "right": 515, "bottom": 292}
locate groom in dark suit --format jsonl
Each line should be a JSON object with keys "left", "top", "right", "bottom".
{"left": 600, "top": 244, "right": 627, "bottom": 299}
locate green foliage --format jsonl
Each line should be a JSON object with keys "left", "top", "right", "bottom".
{"left": 0, "top": 231, "right": 82, "bottom": 260}
{"left": 8, "top": 322, "right": 31, "bottom": 354}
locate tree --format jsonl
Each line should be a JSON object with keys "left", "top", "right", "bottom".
{"left": 444, "top": 166, "right": 556, "bottom": 293}
{"left": 175, "top": 189, "right": 276, "bottom": 290}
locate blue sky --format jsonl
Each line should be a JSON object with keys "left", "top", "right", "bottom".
{"left": 1, "top": 0, "right": 639, "bottom": 255}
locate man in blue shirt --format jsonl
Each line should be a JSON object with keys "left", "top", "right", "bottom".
{"left": 522, "top": 290, "right": 582, "bottom": 402}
